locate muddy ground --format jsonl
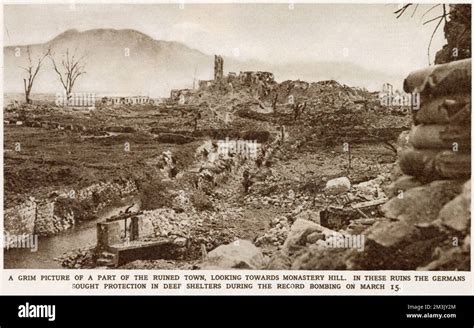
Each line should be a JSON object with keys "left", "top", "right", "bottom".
{"left": 4, "top": 94, "right": 412, "bottom": 269}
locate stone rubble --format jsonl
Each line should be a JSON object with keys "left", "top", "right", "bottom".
{"left": 47, "top": 29, "right": 470, "bottom": 271}
{"left": 199, "top": 239, "right": 266, "bottom": 270}
{"left": 351, "top": 58, "right": 471, "bottom": 270}
{"left": 255, "top": 216, "right": 290, "bottom": 247}
{"left": 324, "top": 177, "right": 351, "bottom": 195}
{"left": 4, "top": 179, "right": 138, "bottom": 239}
{"left": 266, "top": 58, "right": 471, "bottom": 271}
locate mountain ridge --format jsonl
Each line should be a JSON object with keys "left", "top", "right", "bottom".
{"left": 4, "top": 28, "right": 400, "bottom": 97}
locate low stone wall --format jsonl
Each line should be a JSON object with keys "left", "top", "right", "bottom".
{"left": 4, "top": 198, "right": 37, "bottom": 240}
{"left": 74, "top": 179, "right": 138, "bottom": 202}
{"left": 4, "top": 179, "right": 138, "bottom": 238}
{"left": 4, "top": 118, "right": 138, "bottom": 136}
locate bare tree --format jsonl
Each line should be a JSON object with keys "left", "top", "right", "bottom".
{"left": 20, "top": 46, "right": 50, "bottom": 104}
{"left": 49, "top": 48, "right": 86, "bottom": 105}
{"left": 394, "top": 4, "right": 450, "bottom": 65}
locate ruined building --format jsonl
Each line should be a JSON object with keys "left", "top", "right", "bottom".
{"left": 214, "top": 55, "right": 224, "bottom": 81}
{"left": 197, "top": 54, "right": 276, "bottom": 99}
{"left": 101, "top": 95, "right": 150, "bottom": 106}
{"left": 239, "top": 71, "right": 275, "bottom": 86}
{"left": 169, "top": 89, "right": 193, "bottom": 104}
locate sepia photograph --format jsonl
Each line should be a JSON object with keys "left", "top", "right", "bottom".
{"left": 2, "top": 3, "right": 471, "bottom": 272}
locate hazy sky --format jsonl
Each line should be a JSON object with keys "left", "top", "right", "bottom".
{"left": 4, "top": 3, "right": 445, "bottom": 78}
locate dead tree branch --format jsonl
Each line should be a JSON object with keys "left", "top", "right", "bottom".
{"left": 49, "top": 48, "right": 86, "bottom": 105}
{"left": 20, "top": 46, "right": 50, "bottom": 104}
{"left": 395, "top": 4, "right": 450, "bottom": 65}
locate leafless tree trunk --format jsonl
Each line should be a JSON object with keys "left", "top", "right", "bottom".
{"left": 49, "top": 48, "right": 86, "bottom": 106}
{"left": 20, "top": 46, "right": 50, "bottom": 104}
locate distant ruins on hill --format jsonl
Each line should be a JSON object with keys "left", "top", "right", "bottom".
{"left": 170, "top": 54, "right": 276, "bottom": 103}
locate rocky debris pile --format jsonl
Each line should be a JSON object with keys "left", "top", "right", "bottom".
{"left": 419, "top": 235, "right": 470, "bottom": 271}
{"left": 244, "top": 190, "right": 312, "bottom": 210}
{"left": 249, "top": 175, "right": 388, "bottom": 250}
{"left": 55, "top": 248, "right": 95, "bottom": 269}
{"left": 360, "top": 60, "right": 471, "bottom": 269}
{"left": 257, "top": 174, "right": 390, "bottom": 269}
{"left": 119, "top": 259, "right": 196, "bottom": 270}
{"left": 390, "top": 59, "right": 471, "bottom": 265}
{"left": 185, "top": 139, "right": 258, "bottom": 194}
{"left": 136, "top": 208, "right": 193, "bottom": 240}
{"left": 186, "top": 210, "right": 242, "bottom": 256}
{"left": 324, "top": 177, "right": 351, "bottom": 195}
{"left": 274, "top": 80, "right": 371, "bottom": 109}
{"left": 270, "top": 80, "right": 411, "bottom": 147}
{"left": 189, "top": 127, "right": 275, "bottom": 197}
{"left": 322, "top": 175, "right": 388, "bottom": 204}
{"left": 352, "top": 176, "right": 386, "bottom": 201}
{"left": 436, "top": 179, "right": 470, "bottom": 232}
{"left": 158, "top": 150, "right": 178, "bottom": 179}
{"left": 171, "top": 190, "right": 192, "bottom": 212}
{"left": 282, "top": 59, "right": 471, "bottom": 271}
{"left": 281, "top": 219, "right": 337, "bottom": 255}
{"left": 199, "top": 239, "right": 267, "bottom": 269}
{"left": 265, "top": 218, "right": 359, "bottom": 270}
{"left": 60, "top": 205, "right": 248, "bottom": 268}
{"left": 134, "top": 207, "right": 245, "bottom": 258}
{"left": 435, "top": 4, "right": 471, "bottom": 64}
{"left": 255, "top": 216, "right": 290, "bottom": 247}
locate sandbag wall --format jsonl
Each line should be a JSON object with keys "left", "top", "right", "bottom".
{"left": 349, "top": 59, "right": 471, "bottom": 270}
{"left": 399, "top": 58, "right": 471, "bottom": 181}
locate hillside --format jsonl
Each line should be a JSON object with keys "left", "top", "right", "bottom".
{"left": 4, "top": 28, "right": 400, "bottom": 97}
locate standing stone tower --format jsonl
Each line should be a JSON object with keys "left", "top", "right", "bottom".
{"left": 214, "top": 55, "right": 224, "bottom": 81}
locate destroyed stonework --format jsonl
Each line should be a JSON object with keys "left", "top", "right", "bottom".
{"left": 214, "top": 55, "right": 224, "bottom": 81}
{"left": 199, "top": 239, "right": 266, "bottom": 269}
{"left": 5, "top": 52, "right": 466, "bottom": 270}
{"left": 435, "top": 4, "right": 471, "bottom": 64}
{"left": 4, "top": 179, "right": 138, "bottom": 237}
{"left": 364, "top": 58, "right": 471, "bottom": 270}
{"left": 285, "top": 59, "right": 471, "bottom": 271}
{"left": 3, "top": 6, "right": 470, "bottom": 274}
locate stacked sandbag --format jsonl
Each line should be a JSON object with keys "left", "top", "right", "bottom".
{"left": 350, "top": 59, "right": 471, "bottom": 270}
{"left": 399, "top": 58, "right": 471, "bottom": 181}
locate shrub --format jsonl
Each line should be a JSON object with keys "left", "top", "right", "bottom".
{"left": 191, "top": 190, "right": 213, "bottom": 211}
{"left": 138, "top": 179, "right": 173, "bottom": 210}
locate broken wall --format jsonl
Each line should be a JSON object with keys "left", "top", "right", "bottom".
{"left": 214, "top": 55, "right": 224, "bottom": 81}
{"left": 352, "top": 58, "right": 471, "bottom": 270}
{"left": 4, "top": 179, "right": 138, "bottom": 238}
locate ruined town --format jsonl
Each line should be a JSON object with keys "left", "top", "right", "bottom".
{"left": 3, "top": 4, "right": 471, "bottom": 272}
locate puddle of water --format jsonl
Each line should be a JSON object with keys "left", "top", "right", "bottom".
{"left": 3, "top": 196, "right": 140, "bottom": 269}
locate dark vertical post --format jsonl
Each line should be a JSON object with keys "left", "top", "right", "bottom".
{"left": 348, "top": 143, "right": 352, "bottom": 171}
